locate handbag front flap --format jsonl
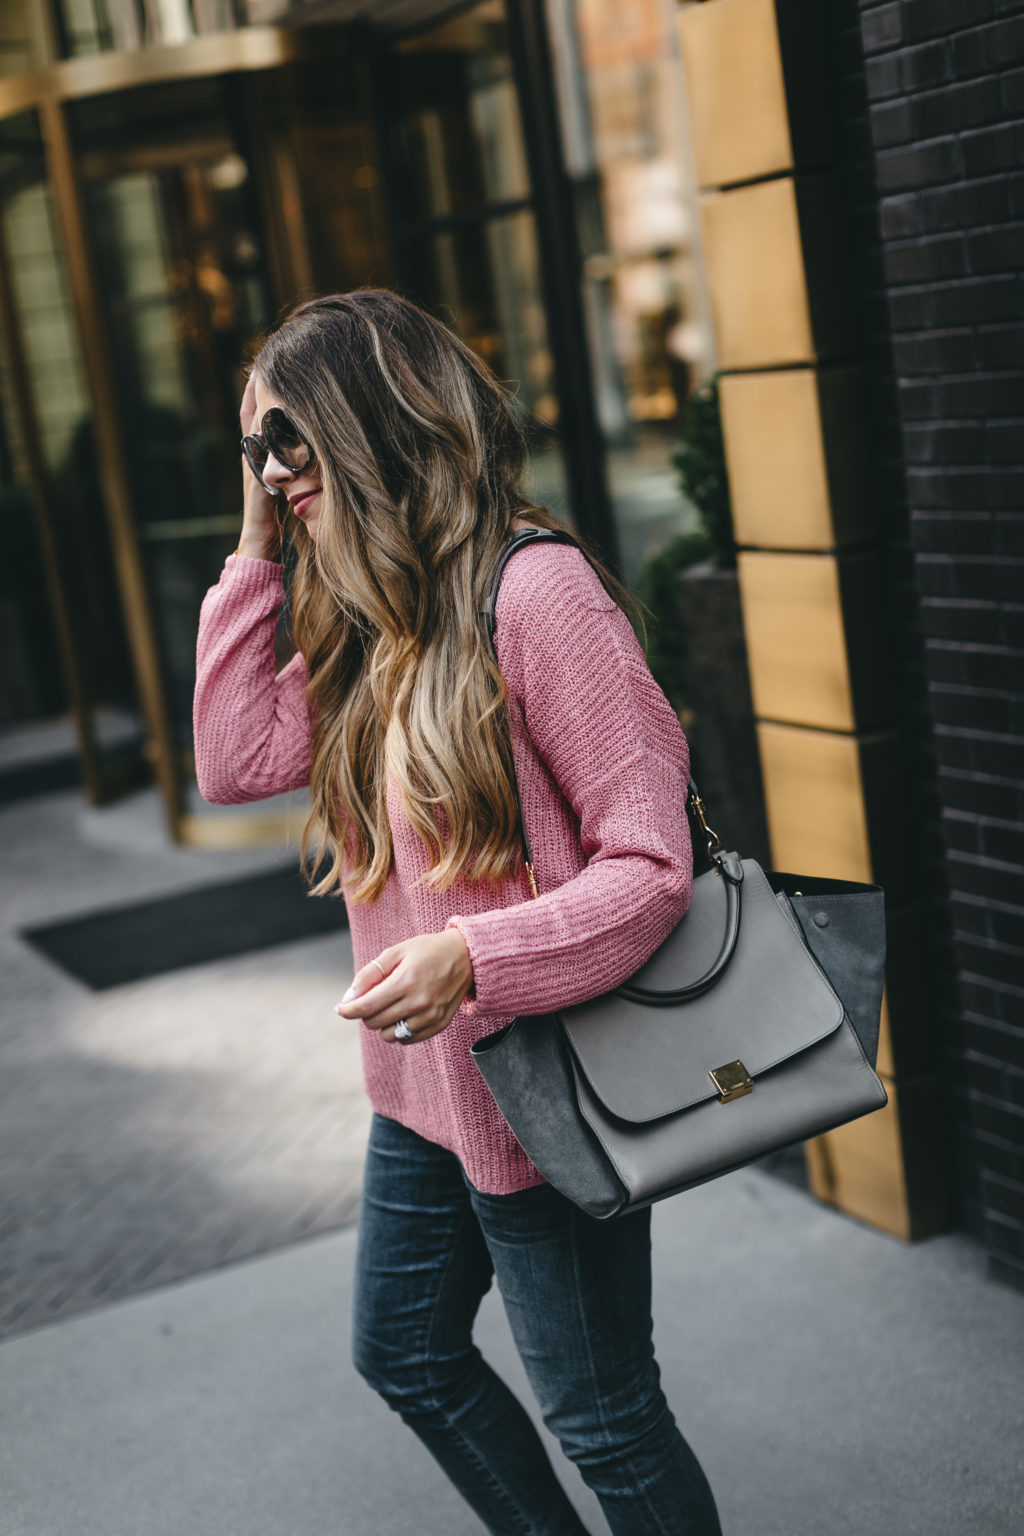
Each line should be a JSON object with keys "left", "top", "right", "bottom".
{"left": 558, "top": 859, "right": 846, "bottom": 1124}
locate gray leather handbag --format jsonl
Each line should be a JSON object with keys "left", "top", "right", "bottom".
{"left": 470, "top": 527, "right": 888, "bottom": 1219}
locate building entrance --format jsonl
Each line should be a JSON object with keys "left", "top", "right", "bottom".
{"left": 0, "top": 11, "right": 574, "bottom": 842}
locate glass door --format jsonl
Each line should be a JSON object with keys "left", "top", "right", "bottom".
{"left": 69, "top": 76, "right": 279, "bottom": 824}
{"left": 0, "top": 109, "right": 146, "bottom": 802}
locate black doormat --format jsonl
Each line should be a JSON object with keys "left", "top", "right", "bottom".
{"left": 20, "top": 865, "right": 348, "bottom": 990}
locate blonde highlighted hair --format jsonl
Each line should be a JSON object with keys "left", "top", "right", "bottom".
{"left": 253, "top": 289, "right": 631, "bottom": 903}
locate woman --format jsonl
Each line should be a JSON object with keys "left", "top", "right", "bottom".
{"left": 193, "top": 289, "right": 721, "bottom": 1536}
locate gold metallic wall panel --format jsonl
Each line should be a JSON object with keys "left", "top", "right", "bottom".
{"left": 758, "top": 722, "right": 911, "bottom": 900}
{"left": 806, "top": 1087, "right": 911, "bottom": 1238}
{"left": 738, "top": 551, "right": 855, "bottom": 731}
{"left": 676, "top": 0, "right": 792, "bottom": 190}
{"left": 720, "top": 368, "right": 876, "bottom": 550}
{"left": 808, "top": 1076, "right": 950, "bottom": 1240}
{"left": 756, "top": 721, "right": 872, "bottom": 883}
{"left": 876, "top": 990, "right": 894, "bottom": 1080}
{"left": 699, "top": 178, "right": 813, "bottom": 369}
{"left": 720, "top": 369, "right": 831, "bottom": 548}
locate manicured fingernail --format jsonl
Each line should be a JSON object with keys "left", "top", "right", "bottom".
{"left": 342, "top": 985, "right": 355, "bottom": 1003}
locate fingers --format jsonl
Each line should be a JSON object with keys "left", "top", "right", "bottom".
{"left": 340, "top": 948, "right": 401, "bottom": 1005}
{"left": 334, "top": 948, "right": 405, "bottom": 1026}
{"left": 335, "top": 977, "right": 427, "bottom": 1035}
{"left": 240, "top": 371, "right": 258, "bottom": 435}
{"left": 332, "top": 936, "right": 470, "bottom": 1047}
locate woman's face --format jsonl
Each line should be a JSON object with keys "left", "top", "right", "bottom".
{"left": 254, "top": 376, "right": 323, "bottom": 541}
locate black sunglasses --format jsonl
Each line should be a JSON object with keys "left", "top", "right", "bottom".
{"left": 241, "top": 407, "right": 316, "bottom": 485}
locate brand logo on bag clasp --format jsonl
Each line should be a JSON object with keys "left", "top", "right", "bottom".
{"left": 709, "top": 1060, "right": 754, "bottom": 1103}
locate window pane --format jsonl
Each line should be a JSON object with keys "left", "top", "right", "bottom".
{"left": 424, "top": 210, "right": 570, "bottom": 523}
{"left": 72, "top": 79, "right": 276, "bottom": 749}
{"left": 0, "top": 112, "right": 144, "bottom": 779}
{"left": 546, "top": 0, "right": 714, "bottom": 579}
{"left": 395, "top": 3, "right": 531, "bottom": 221}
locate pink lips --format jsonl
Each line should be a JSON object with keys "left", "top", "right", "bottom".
{"left": 290, "top": 491, "right": 320, "bottom": 517}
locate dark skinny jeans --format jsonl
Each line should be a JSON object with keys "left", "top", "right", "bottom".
{"left": 351, "top": 1111, "right": 722, "bottom": 1536}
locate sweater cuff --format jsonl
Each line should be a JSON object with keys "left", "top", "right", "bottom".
{"left": 445, "top": 916, "right": 480, "bottom": 1012}
{"left": 446, "top": 910, "right": 529, "bottom": 1017}
{"left": 223, "top": 552, "right": 285, "bottom": 596}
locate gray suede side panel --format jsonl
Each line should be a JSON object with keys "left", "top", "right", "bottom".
{"left": 786, "top": 892, "right": 887, "bottom": 1068}
{"left": 471, "top": 1016, "right": 626, "bottom": 1218}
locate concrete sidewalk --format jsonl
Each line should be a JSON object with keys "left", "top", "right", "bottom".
{"left": 2, "top": 783, "right": 1022, "bottom": 1534}
{"left": 0, "top": 786, "right": 369, "bottom": 1339}
{"left": 2, "top": 1164, "right": 1022, "bottom": 1536}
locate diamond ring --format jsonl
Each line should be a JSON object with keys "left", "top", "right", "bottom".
{"left": 394, "top": 1019, "right": 415, "bottom": 1044}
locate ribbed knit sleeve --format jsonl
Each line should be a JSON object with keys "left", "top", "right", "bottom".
{"left": 192, "top": 554, "right": 312, "bottom": 804}
{"left": 446, "top": 544, "right": 693, "bottom": 1018}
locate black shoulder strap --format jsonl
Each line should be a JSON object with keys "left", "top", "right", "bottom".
{"left": 479, "top": 526, "right": 575, "bottom": 646}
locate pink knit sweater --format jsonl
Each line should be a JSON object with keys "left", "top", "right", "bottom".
{"left": 193, "top": 542, "right": 693, "bottom": 1194}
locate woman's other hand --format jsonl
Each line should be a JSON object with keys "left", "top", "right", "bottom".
{"left": 237, "top": 372, "right": 283, "bottom": 562}
{"left": 335, "top": 931, "right": 474, "bottom": 1045}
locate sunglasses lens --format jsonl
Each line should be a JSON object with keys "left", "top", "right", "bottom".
{"left": 242, "top": 434, "right": 269, "bottom": 479}
{"left": 263, "top": 408, "right": 313, "bottom": 471}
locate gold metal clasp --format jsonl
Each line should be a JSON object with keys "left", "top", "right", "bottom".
{"left": 525, "top": 862, "right": 540, "bottom": 900}
{"left": 689, "top": 791, "right": 724, "bottom": 860}
{"left": 709, "top": 1060, "right": 754, "bottom": 1103}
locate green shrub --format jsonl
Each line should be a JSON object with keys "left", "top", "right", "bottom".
{"left": 633, "top": 373, "right": 735, "bottom": 714}
{"left": 633, "top": 528, "right": 710, "bottom": 716}
{"left": 670, "top": 373, "right": 735, "bottom": 570}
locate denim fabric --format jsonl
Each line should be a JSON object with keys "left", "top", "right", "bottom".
{"left": 352, "top": 1112, "right": 721, "bottom": 1536}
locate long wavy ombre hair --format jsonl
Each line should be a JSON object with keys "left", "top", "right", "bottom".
{"left": 252, "top": 289, "right": 632, "bottom": 904}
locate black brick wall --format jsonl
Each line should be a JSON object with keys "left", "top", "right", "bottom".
{"left": 825, "top": 0, "right": 1024, "bottom": 1289}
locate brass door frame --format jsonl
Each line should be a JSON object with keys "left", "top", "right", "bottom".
{"left": 0, "top": 30, "right": 302, "bottom": 123}
{"left": 38, "top": 96, "right": 185, "bottom": 833}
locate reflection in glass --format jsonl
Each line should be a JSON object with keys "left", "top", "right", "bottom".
{"left": 56, "top": 0, "right": 201, "bottom": 55}
{"left": 546, "top": 0, "right": 714, "bottom": 580}
{"left": 249, "top": 56, "right": 394, "bottom": 298}
{"left": 423, "top": 215, "right": 569, "bottom": 523}
{"left": 393, "top": 2, "right": 570, "bottom": 524}
{"left": 73, "top": 80, "right": 275, "bottom": 750}
{"left": 0, "top": 112, "right": 144, "bottom": 787}
{"left": 0, "top": 2, "right": 53, "bottom": 74}
{"left": 396, "top": 5, "right": 530, "bottom": 221}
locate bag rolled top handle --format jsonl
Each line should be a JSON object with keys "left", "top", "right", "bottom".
{"left": 614, "top": 846, "right": 743, "bottom": 1006}
{"left": 485, "top": 526, "right": 746, "bottom": 1007}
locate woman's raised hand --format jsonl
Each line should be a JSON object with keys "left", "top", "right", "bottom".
{"left": 334, "top": 931, "right": 475, "bottom": 1046}
{"left": 237, "top": 372, "right": 283, "bottom": 562}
